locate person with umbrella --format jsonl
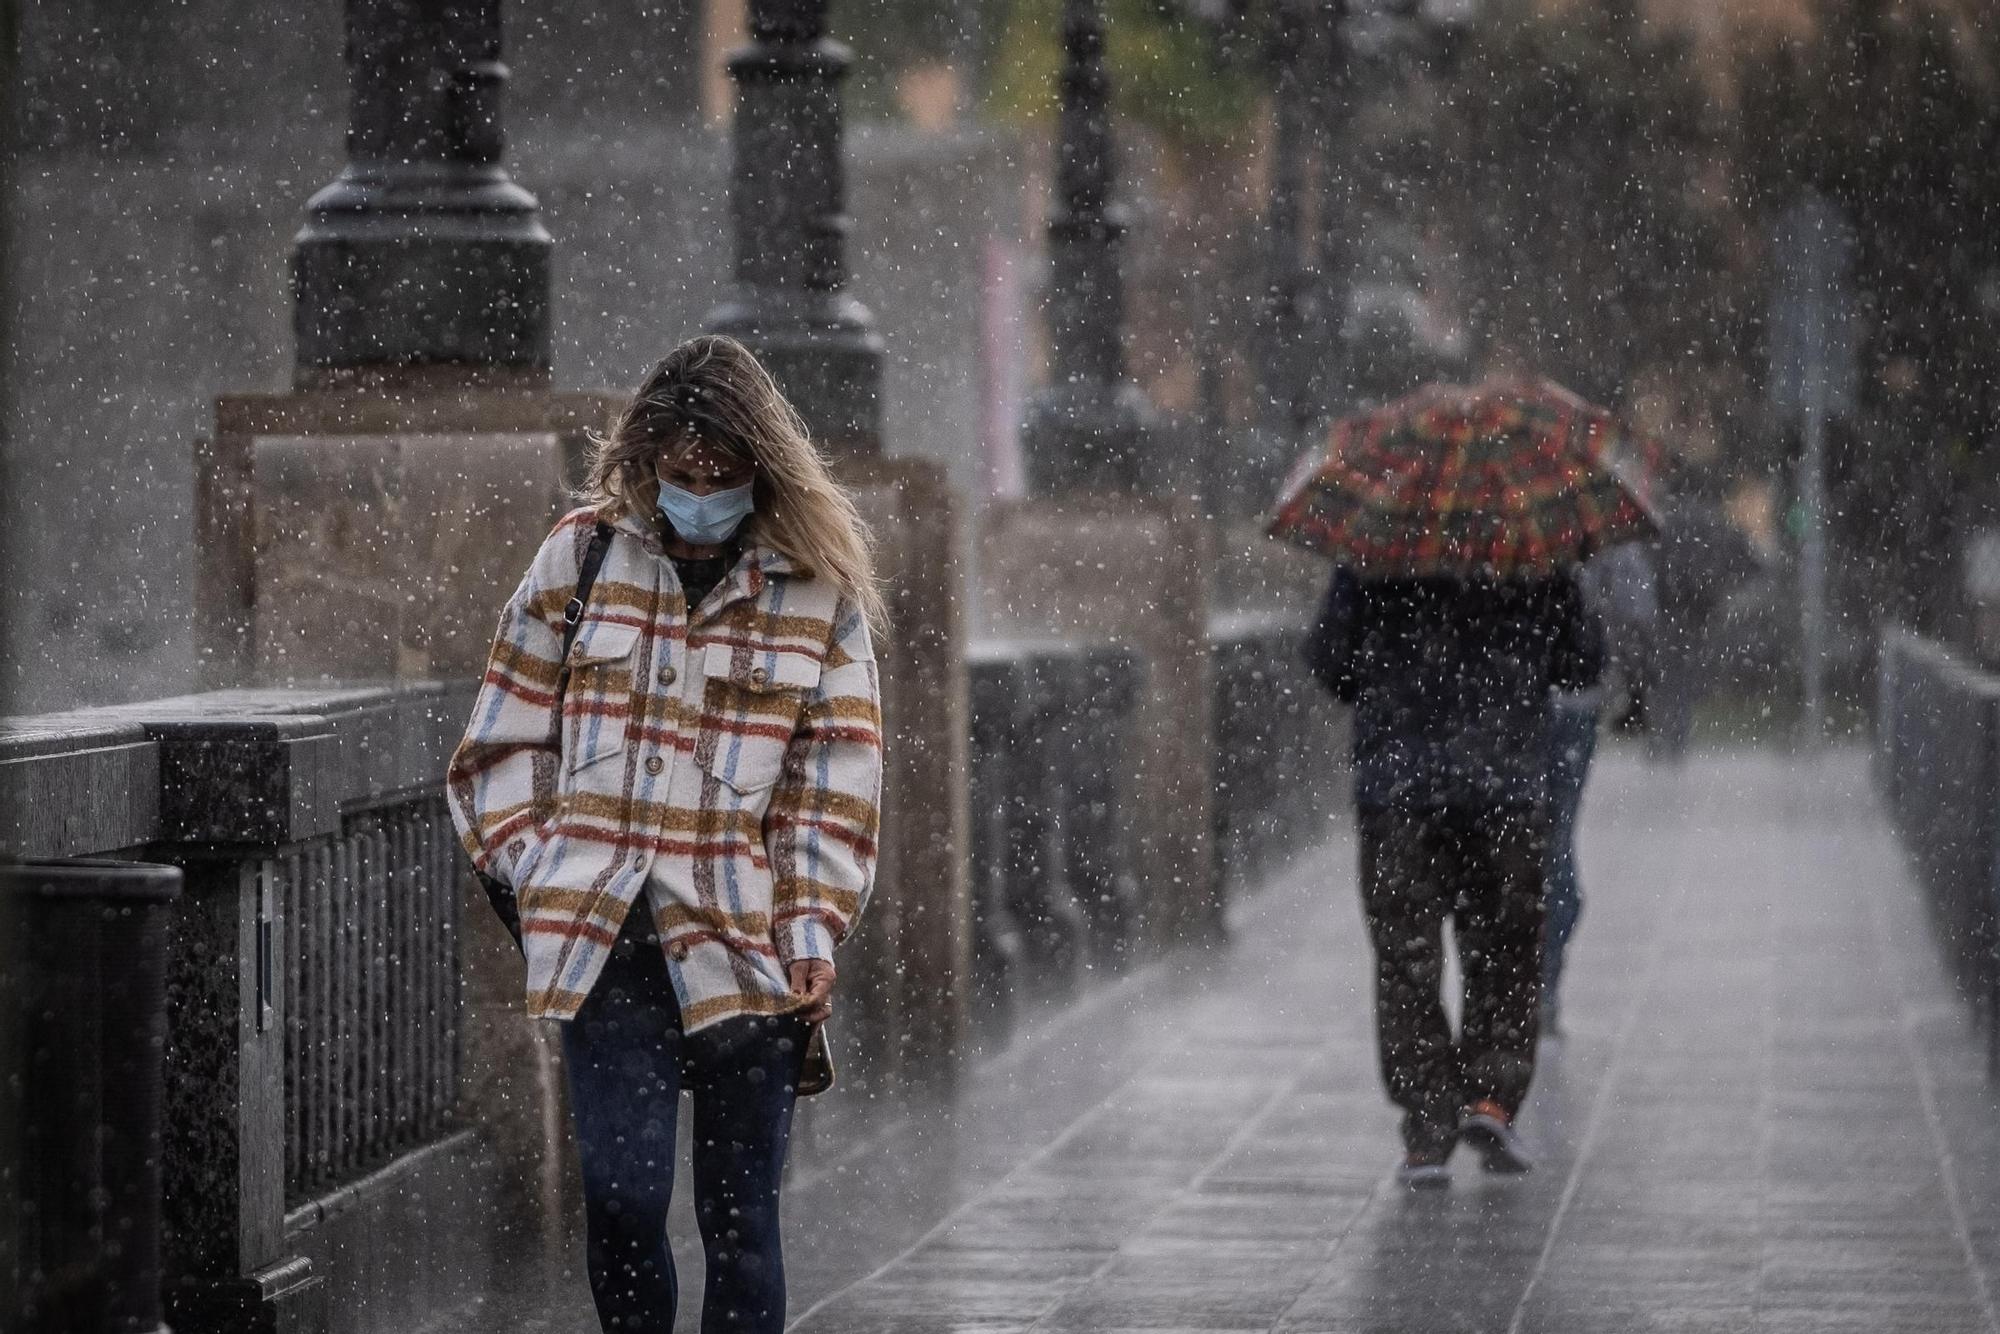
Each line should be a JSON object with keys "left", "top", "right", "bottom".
{"left": 1278, "top": 376, "right": 1651, "bottom": 1188}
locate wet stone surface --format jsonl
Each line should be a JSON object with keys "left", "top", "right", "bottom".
{"left": 440, "top": 748, "right": 2000, "bottom": 1333}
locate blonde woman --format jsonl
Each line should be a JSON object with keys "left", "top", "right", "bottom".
{"left": 447, "top": 335, "right": 884, "bottom": 1333}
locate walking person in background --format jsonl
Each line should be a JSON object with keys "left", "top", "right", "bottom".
{"left": 1271, "top": 376, "right": 1644, "bottom": 1190}
{"left": 1542, "top": 542, "right": 1653, "bottom": 1032}
{"left": 447, "top": 336, "right": 885, "bottom": 1333}
{"left": 1305, "top": 564, "right": 1605, "bottom": 1187}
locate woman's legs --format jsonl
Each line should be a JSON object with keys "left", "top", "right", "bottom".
{"left": 684, "top": 1015, "right": 808, "bottom": 1334}
{"left": 561, "top": 914, "right": 687, "bottom": 1331}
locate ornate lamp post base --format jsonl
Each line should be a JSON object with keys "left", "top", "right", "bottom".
{"left": 708, "top": 288, "right": 884, "bottom": 454}
{"left": 291, "top": 0, "right": 551, "bottom": 381}
{"left": 706, "top": 0, "right": 885, "bottom": 454}
{"left": 1020, "top": 380, "right": 1152, "bottom": 493}
{"left": 294, "top": 166, "right": 551, "bottom": 377}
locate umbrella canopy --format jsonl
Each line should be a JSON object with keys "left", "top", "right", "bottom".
{"left": 1267, "top": 377, "right": 1662, "bottom": 576}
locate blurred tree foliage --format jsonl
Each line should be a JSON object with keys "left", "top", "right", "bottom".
{"left": 1735, "top": 1, "right": 2000, "bottom": 633}
{"left": 1427, "top": 0, "right": 1727, "bottom": 412}
{"left": 1738, "top": 2, "right": 1999, "bottom": 445}
{"left": 984, "top": 0, "right": 1263, "bottom": 151}
{"left": 836, "top": 0, "right": 1010, "bottom": 120}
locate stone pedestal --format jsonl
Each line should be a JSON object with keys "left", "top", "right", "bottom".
{"left": 194, "top": 381, "right": 619, "bottom": 688}
{"left": 977, "top": 496, "right": 1220, "bottom": 952}
{"left": 191, "top": 383, "right": 618, "bottom": 1315}
{"left": 819, "top": 457, "right": 971, "bottom": 1116}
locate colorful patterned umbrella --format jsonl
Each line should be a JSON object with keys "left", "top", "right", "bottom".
{"left": 1266, "top": 377, "right": 1662, "bottom": 576}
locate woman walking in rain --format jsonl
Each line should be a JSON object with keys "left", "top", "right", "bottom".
{"left": 1275, "top": 376, "right": 1643, "bottom": 1189}
{"left": 447, "top": 335, "right": 885, "bottom": 1332}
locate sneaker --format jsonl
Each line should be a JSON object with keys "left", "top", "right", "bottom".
{"left": 1394, "top": 1150, "right": 1452, "bottom": 1190}
{"left": 1460, "top": 1099, "right": 1534, "bottom": 1173}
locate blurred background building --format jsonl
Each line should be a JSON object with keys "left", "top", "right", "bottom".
{"left": 6, "top": 0, "right": 1998, "bottom": 719}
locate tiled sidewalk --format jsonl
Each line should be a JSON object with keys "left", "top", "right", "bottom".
{"left": 778, "top": 749, "right": 2000, "bottom": 1333}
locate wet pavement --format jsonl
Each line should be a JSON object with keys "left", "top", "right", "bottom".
{"left": 439, "top": 747, "right": 2000, "bottom": 1333}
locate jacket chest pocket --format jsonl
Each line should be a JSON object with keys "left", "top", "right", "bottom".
{"left": 562, "top": 620, "right": 642, "bottom": 775}
{"left": 696, "top": 641, "right": 822, "bottom": 794}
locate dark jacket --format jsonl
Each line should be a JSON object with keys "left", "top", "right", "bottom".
{"left": 1304, "top": 568, "right": 1606, "bottom": 811}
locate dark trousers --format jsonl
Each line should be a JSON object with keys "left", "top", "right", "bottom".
{"left": 1358, "top": 804, "right": 1548, "bottom": 1156}
{"left": 561, "top": 908, "right": 807, "bottom": 1334}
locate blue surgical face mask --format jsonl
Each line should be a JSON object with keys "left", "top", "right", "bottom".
{"left": 656, "top": 480, "right": 755, "bottom": 546}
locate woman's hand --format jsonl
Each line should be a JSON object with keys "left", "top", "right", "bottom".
{"left": 787, "top": 959, "right": 836, "bottom": 1025}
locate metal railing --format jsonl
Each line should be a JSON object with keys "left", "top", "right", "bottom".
{"left": 280, "top": 795, "right": 461, "bottom": 1204}
{"left": 0, "top": 682, "right": 476, "bottom": 1330}
{"left": 1875, "top": 628, "right": 2000, "bottom": 1071}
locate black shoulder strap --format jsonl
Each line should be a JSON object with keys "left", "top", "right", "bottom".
{"left": 560, "top": 521, "right": 616, "bottom": 662}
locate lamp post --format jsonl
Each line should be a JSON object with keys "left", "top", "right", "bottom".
{"left": 1301, "top": 1, "right": 1357, "bottom": 425}
{"left": 706, "top": 0, "right": 885, "bottom": 456}
{"left": 1257, "top": 0, "right": 1315, "bottom": 437}
{"left": 293, "top": 0, "right": 551, "bottom": 381}
{"left": 1021, "top": 0, "right": 1152, "bottom": 494}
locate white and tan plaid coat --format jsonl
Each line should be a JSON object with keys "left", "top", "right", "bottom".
{"left": 447, "top": 507, "right": 883, "bottom": 1029}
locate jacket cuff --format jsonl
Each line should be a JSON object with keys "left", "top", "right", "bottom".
{"left": 774, "top": 912, "right": 841, "bottom": 968}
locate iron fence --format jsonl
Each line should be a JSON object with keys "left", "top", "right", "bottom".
{"left": 279, "top": 794, "right": 461, "bottom": 1204}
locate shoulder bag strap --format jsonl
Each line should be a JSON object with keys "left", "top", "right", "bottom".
{"left": 560, "top": 524, "right": 612, "bottom": 664}
{"left": 555, "top": 521, "right": 616, "bottom": 700}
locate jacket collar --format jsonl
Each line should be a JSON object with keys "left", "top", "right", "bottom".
{"left": 609, "top": 511, "right": 798, "bottom": 617}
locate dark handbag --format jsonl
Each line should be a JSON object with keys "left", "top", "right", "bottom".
{"left": 476, "top": 520, "right": 616, "bottom": 953}
{"left": 798, "top": 1022, "right": 835, "bottom": 1097}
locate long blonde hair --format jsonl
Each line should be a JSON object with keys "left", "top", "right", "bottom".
{"left": 583, "top": 335, "right": 886, "bottom": 634}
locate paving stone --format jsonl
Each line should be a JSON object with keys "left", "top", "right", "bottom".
{"left": 422, "top": 751, "right": 2000, "bottom": 1333}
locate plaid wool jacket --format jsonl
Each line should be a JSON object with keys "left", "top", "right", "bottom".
{"left": 447, "top": 507, "right": 883, "bottom": 1029}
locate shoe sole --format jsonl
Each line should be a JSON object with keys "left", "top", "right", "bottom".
{"left": 1461, "top": 1115, "right": 1534, "bottom": 1174}
{"left": 1396, "top": 1164, "right": 1452, "bottom": 1190}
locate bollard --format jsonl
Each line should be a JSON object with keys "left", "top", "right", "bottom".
{"left": 6, "top": 858, "right": 181, "bottom": 1334}
{"left": 969, "top": 647, "right": 1029, "bottom": 1043}
{"left": 1070, "top": 646, "right": 1143, "bottom": 968}
{"left": 1017, "top": 645, "right": 1090, "bottom": 1000}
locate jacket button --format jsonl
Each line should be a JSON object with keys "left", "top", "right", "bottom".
{"left": 657, "top": 664, "right": 677, "bottom": 687}
{"left": 630, "top": 853, "right": 647, "bottom": 875}
{"left": 644, "top": 755, "right": 664, "bottom": 776}
{"left": 667, "top": 940, "right": 690, "bottom": 962}
{"left": 749, "top": 665, "right": 770, "bottom": 685}
{"left": 507, "top": 839, "right": 526, "bottom": 858}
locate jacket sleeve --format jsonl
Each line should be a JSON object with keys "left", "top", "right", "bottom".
{"left": 1549, "top": 571, "right": 1608, "bottom": 693}
{"left": 765, "top": 599, "right": 884, "bottom": 968}
{"left": 445, "top": 516, "right": 585, "bottom": 887}
{"left": 1302, "top": 568, "right": 1362, "bottom": 703}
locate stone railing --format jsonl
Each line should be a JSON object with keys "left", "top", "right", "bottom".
{"left": 1, "top": 620, "right": 1349, "bottom": 1331}
{"left": 279, "top": 795, "right": 462, "bottom": 1202}
{"left": 1, "top": 683, "right": 485, "bottom": 1334}
{"left": 1209, "top": 611, "right": 1348, "bottom": 889}
{"left": 961, "top": 616, "right": 1345, "bottom": 1047}
{"left": 1874, "top": 628, "right": 2000, "bottom": 1071}
{"left": 968, "top": 639, "right": 1145, "bottom": 1043}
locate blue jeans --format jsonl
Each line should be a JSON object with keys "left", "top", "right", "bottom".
{"left": 560, "top": 908, "right": 808, "bottom": 1333}
{"left": 1543, "top": 693, "right": 1600, "bottom": 1005}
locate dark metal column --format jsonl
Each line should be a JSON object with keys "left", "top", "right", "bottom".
{"left": 293, "top": 0, "right": 551, "bottom": 380}
{"left": 1304, "top": 1, "right": 1353, "bottom": 425}
{"left": 1257, "top": 0, "right": 1314, "bottom": 435}
{"left": 1021, "top": 0, "right": 1151, "bottom": 493}
{"left": 707, "top": 0, "right": 884, "bottom": 456}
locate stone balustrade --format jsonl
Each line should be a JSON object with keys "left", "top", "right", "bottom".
{"left": 1874, "top": 628, "right": 2000, "bottom": 1073}
{"left": 0, "top": 616, "right": 1347, "bottom": 1334}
